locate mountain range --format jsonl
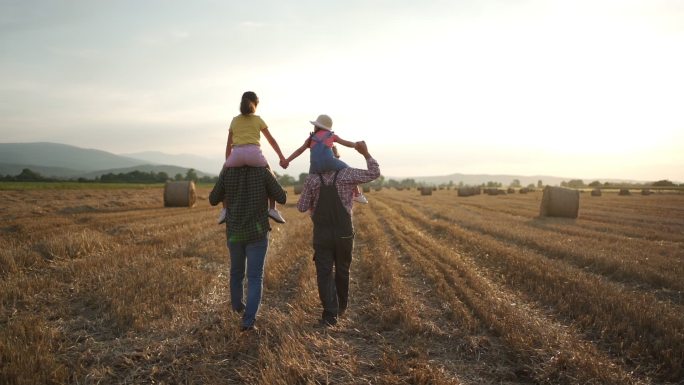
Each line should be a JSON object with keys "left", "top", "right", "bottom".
{"left": 0, "top": 142, "right": 216, "bottom": 179}
{"left": 0, "top": 142, "right": 649, "bottom": 185}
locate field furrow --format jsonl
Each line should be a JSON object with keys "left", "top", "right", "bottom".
{"left": 373, "top": 192, "right": 683, "bottom": 382}
{"left": 391, "top": 192, "right": 684, "bottom": 295}
{"left": 369, "top": 198, "right": 644, "bottom": 384}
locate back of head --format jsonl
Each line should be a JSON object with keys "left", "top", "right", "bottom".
{"left": 240, "top": 91, "right": 259, "bottom": 115}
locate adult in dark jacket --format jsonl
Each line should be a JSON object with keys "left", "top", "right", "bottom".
{"left": 209, "top": 166, "right": 286, "bottom": 331}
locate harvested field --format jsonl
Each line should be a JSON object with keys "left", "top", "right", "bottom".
{"left": 1, "top": 186, "right": 683, "bottom": 384}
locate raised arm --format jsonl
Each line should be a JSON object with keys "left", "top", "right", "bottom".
{"left": 285, "top": 138, "right": 311, "bottom": 163}
{"left": 339, "top": 141, "right": 380, "bottom": 185}
{"left": 262, "top": 127, "right": 286, "bottom": 162}
{"left": 334, "top": 135, "right": 357, "bottom": 148}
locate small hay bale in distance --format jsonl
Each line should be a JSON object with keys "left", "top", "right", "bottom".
{"left": 362, "top": 185, "right": 371, "bottom": 193}
{"left": 519, "top": 188, "right": 529, "bottom": 194}
{"left": 507, "top": 187, "right": 515, "bottom": 194}
{"left": 539, "top": 186, "right": 579, "bottom": 218}
{"left": 293, "top": 185, "right": 303, "bottom": 195}
{"left": 641, "top": 189, "right": 651, "bottom": 196}
{"left": 591, "top": 188, "right": 602, "bottom": 197}
{"left": 420, "top": 187, "right": 433, "bottom": 196}
{"left": 618, "top": 189, "right": 631, "bottom": 196}
{"left": 164, "top": 181, "right": 196, "bottom": 207}
{"left": 458, "top": 186, "right": 480, "bottom": 197}
{"left": 488, "top": 189, "right": 506, "bottom": 195}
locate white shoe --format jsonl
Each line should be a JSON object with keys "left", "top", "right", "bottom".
{"left": 268, "top": 208, "right": 286, "bottom": 223}
{"left": 217, "top": 208, "right": 227, "bottom": 224}
{"left": 354, "top": 194, "right": 369, "bottom": 204}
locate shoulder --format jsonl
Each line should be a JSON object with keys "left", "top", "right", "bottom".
{"left": 254, "top": 115, "right": 267, "bottom": 126}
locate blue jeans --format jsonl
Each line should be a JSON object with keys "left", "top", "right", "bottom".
{"left": 228, "top": 233, "right": 269, "bottom": 328}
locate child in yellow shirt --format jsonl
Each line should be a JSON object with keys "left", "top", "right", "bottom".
{"left": 218, "top": 91, "right": 287, "bottom": 224}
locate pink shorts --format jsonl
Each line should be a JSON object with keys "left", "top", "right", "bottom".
{"left": 224, "top": 144, "right": 269, "bottom": 167}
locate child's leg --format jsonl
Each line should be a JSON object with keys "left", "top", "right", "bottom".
{"left": 353, "top": 185, "right": 368, "bottom": 204}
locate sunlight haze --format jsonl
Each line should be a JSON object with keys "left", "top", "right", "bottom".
{"left": 1, "top": 0, "right": 683, "bottom": 181}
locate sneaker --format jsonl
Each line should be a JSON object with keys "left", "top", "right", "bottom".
{"left": 240, "top": 325, "right": 257, "bottom": 332}
{"left": 354, "top": 194, "right": 369, "bottom": 204}
{"left": 268, "top": 208, "right": 286, "bottom": 223}
{"left": 316, "top": 317, "right": 337, "bottom": 328}
{"left": 217, "top": 208, "right": 227, "bottom": 224}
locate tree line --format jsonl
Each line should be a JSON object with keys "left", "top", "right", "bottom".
{"left": 0, "top": 168, "right": 218, "bottom": 184}
{"left": 2, "top": 168, "right": 681, "bottom": 189}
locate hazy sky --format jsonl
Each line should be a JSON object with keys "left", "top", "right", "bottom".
{"left": 1, "top": 0, "right": 683, "bottom": 181}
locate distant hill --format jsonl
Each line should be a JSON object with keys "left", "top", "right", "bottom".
{"left": 0, "top": 142, "right": 145, "bottom": 172}
{"left": 0, "top": 142, "right": 214, "bottom": 179}
{"left": 121, "top": 151, "right": 219, "bottom": 175}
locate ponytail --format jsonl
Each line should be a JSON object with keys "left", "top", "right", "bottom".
{"left": 239, "top": 91, "right": 258, "bottom": 115}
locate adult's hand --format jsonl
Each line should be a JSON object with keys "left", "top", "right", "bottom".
{"left": 279, "top": 159, "right": 290, "bottom": 169}
{"left": 354, "top": 141, "right": 371, "bottom": 159}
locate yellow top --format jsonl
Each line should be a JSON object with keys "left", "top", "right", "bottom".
{"left": 230, "top": 114, "right": 267, "bottom": 146}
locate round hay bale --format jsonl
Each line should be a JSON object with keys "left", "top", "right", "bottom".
{"left": 362, "top": 185, "right": 371, "bottom": 193}
{"left": 641, "top": 189, "right": 651, "bottom": 196}
{"left": 458, "top": 187, "right": 475, "bottom": 197}
{"left": 507, "top": 187, "right": 515, "bottom": 194}
{"left": 519, "top": 188, "right": 529, "bottom": 194}
{"left": 163, "top": 181, "right": 196, "bottom": 207}
{"left": 373, "top": 186, "right": 382, "bottom": 191}
{"left": 293, "top": 185, "right": 303, "bottom": 195}
{"left": 618, "top": 189, "right": 631, "bottom": 196}
{"left": 420, "top": 187, "right": 432, "bottom": 196}
{"left": 591, "top": 188, "right": 602, "bottom": 197}
{"left": 539, "top": 186, "right": 579, "bottom": 218}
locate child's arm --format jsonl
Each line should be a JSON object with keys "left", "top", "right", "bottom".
{"left": 225, "top": 130, "right": 233, "bottom": 159}
{"left": 332, "top": 145, "right": 340, "bottom": 159}
{"left": 334, "top": 135, "right": 357, "bottom": 149}
{"left": 262, "top": 127, "right": 286, "bottom": 162}
{"left": 285, "top": 138, "right": 311, "bottom": 163}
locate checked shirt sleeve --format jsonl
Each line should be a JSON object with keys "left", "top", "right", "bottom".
{"left": 297, "top": 174, "right": 318, "bottom": 213}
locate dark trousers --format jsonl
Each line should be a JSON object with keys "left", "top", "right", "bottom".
{"left": 313, "top": 224, "right": 354, "bottom": 321}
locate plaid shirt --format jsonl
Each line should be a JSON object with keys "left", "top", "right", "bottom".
{"left": 297, "top": 157, "right": 380, "bottom": 215}
{"left": 209, "top": 166, "right": 287, "bottom": 243}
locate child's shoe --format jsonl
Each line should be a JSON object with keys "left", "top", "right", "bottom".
{"left": 217, "top": 208, "right": 227, "bottom": 224}
{"left": 354, "top": 194, "right": 369, "bottom": 204}
{"left": 268, "top": 208, "right": 286, "bottom": 223}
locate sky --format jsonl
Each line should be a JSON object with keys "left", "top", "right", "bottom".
{"left": 1, "top": 0, "right": 683, "bottom": 181}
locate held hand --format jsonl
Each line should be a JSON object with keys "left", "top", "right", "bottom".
{"left": 354, "top": 141, "right": 370, "bottom": 157}
{"left": 279, "top": 159, "right": 290, "bottom": 169}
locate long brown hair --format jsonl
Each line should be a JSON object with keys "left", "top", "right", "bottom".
{"left": 240, "top": 91, "right": 258, "bottom": 115}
